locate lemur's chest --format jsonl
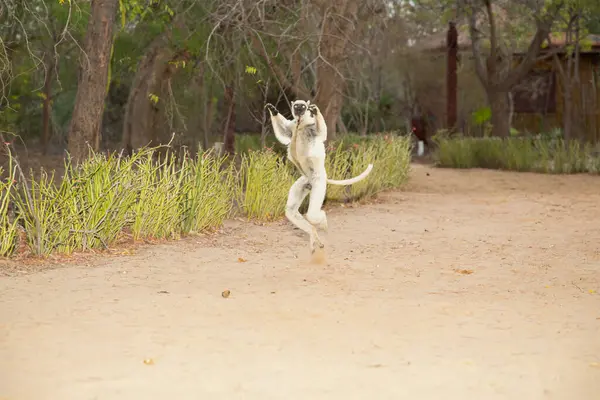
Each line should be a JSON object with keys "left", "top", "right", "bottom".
{"left": 289, "top": 132, "right": 306, "bottom": 161}
{"left": 288, "top": 126, "right": 312, "bottom": 175}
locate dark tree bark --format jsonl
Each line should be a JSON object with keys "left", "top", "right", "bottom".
{"left": 189, "top": 62, "right": 215, "bottom": 153}
{"left": 446, "top": 21, "right": 458, "bottom": 132}
{"left": 121, "top": 41, "right": 174, "bottom": 154}
{"left": 121, "top": 16, "right": 190, "bottom": 155}
{"left": 222, "top": 84, "right": 236, "bottom": 155}
{"left": 41, "top": 58, "right": 54, "bottom": 155}
{"left": 552, "top": 11, "right": 582, "bottom": 143}
{"left": 67, "top": 0, "right": 118, "bottom": 163}
{"left": 488, "top": 91, "right": 510, "bottom": 138}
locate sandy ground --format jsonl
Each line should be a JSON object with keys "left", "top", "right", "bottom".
{"left": 1, "top": 164, "right": 599, "bottom": 400}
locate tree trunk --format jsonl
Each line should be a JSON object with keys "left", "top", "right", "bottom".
{"left": 314, "top": 81, "right": 344, "bottom": 140}
{"left": 67, "top": 0, "right": 118, "bottom": 163}
{"left": 222, "top": 85, "right": 236, "bottom": 155}
{"left": 121, "top": 43, "right": 180, "bottom": 154}
{"left": 563, "top": 88, "right": 572, "bottom": 142}
{"left": 468, "top": 1, "right": 564, "bottom": 141}
{"left": 121, "top": 44, "right": 168, "bottom": 154}
{"left": 360, "top": 101, "right": 369, "bottom": 136}
{"left": 312, "top": 0, "right": 359, "bottom": 140}
{"left": 488, "top": 89, "right": 510, "bottom": 138}
{"left": 260, "top": 79, "right": 270, "bottom": 148}
{"left": 446, "top": 22, "right": 458, "bottom": 132}
{"left": 204, "top": 98, "right": 215, "bottom": 151}
{"left": 41, "top": 59, "right": 54, "bottom": 155}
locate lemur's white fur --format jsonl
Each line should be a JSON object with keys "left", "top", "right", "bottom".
{"left": 265, "top": 99, "right": 374, "bottom": 254}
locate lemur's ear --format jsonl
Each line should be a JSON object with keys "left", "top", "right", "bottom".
{"left": 306, "top": 100, "right": 311, "bottom": 106}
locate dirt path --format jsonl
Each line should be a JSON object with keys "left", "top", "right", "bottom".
{"left": 1, "top": 164, "right": 600, "bottom": 400}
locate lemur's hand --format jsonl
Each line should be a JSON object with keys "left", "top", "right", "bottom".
{"left": 308, "top": 104, "right": 319, "bottom": 117}
{"left": 265, "top": 103, "right": 279, "bottom": 116}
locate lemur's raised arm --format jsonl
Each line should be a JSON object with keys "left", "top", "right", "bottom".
{"left": 308, "top": 103, "right": 327, "bottom": 142}
{"left": 265, "top": 103, "right": 294, "bottom": 146}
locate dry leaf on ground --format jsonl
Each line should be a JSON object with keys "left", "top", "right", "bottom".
{"left": 454, "top": 269, "right": 474, "bottom": 275}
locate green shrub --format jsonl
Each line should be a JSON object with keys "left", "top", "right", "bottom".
{"left": 324, "top": 142, "right": 352, "bottom": 201}
{"left": 130, "top": 151, "right": 188, "bottom": 240}
{"left": 180, "top": 150, "right": 236, "bottom": 234}
{"left": 14, "top": 150, "right": 145, "bottom": 255}
{"left": 235, "top": 134, "right": 281, "bottom": 155}
{"left": 239, "top": 149, "right": 296, "bottom": 221}
{"left": 15, "top": 166, "right": 77, "bottom": 255}
{"left": 433, "top": 133, "right": 600, "bottom": 174}
{"left": 0, "top": 163, "right": 19, "bottom": 257}
{"left": 1, "top": 133, "right": 413, "bottom": 259}
{"left": 331, "top": 133, "right": 412, "bottom": 201}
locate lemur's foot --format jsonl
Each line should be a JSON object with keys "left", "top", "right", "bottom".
{"left": 310, "top": 235, "right": 325, "bottom": 254}
{"left": 310, "top": 238, "right": 326, "bottom": 265}
{"left": 265, "top": 103, "right": 279, "bottom": 116}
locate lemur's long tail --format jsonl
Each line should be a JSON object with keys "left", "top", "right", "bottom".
{"left": 326, "top": 164, "right": 374, "bottom": 186}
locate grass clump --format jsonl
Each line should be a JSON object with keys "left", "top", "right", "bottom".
{"left": 15, "top": 149, "right": 148, "bottom": 255}
{"left": 325, "top": 133, "right": 412, "bottom": 202}
{"left": 239, "top": 148, "right": 295, "bottom": 221}
{"left": 15, "top": 167, "right": 78, "bottom": 256}
{"left": 1, "top": 132, "right": 413, "bottom": 259}
{"left": 433, "top": 133, "right": 600, "bottom": 174}
{"left": 0, "top": 163, "right": 18, "bottom": 257}
{"left": 324, "top": 143, "right": 352, "bottom": 201}
{"left": 130, "top": 151, "right": 187, "bottom": 240}
{"left": 180, "top": 150, "right": 236, "bottom": 233}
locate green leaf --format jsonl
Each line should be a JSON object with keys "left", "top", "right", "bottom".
{"left": 472, "top": 107, "right": 491, "bottom": 126}
{"left": 118, "top": 0, "right": 126, "bottom": 29}
{"left": 148, "top": 93, "right": 159, "bottom": 104}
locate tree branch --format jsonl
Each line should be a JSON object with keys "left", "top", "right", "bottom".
{"left": 250, "top": 31, "right": 311, "bottom": 99}
{"left": 468, "top": 7, "right": 489, "bottom": 89}
{"left": 501, "top": 1, "right": 566, "bottom": 90}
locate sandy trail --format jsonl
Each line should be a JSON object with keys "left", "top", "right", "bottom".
{"left": 1, "top": 164, "right": 599, "bottom": 400}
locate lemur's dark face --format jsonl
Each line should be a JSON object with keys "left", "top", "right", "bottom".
{"left": 291, "top": 100, "right": 310, "bottom": 118}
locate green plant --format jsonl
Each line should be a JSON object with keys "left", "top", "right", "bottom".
{"left": 1, "top": 132, "right": 414, "bottom": 259}
{"left": 235, "top": 133, "right": 281, "bottom": 155}
{"left": 180, "top": 150, "right": 236, "bottom": 233}
{"left": 472, "top": 107, "right": 491, "bottom": 126}
{"left": 324, "top": 142, "right": 352, "bottom": 201}
{"left": 348, "top": 139, "right": 383, "bottom": 199}
{"left": 239, "top": 149, "right": 296, "bottom": 221}
{"left": 378, "top": 134, "right": 412, "bottom": 189}
{"left": 14, "top": 166, "right": 75, "bottom": 256}
{"left": 130, "top": 150, "right": 188, "bottom": 240}
{"left": 0, "top": 163, "right": 19, "bottom": 257}
{"left": 432, "top": 133, "right": 600, "bottom": 174}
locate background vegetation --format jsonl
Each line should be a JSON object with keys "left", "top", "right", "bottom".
{"left": 2, "top": 0, "right": 600, "bottom": 258}
{"left": 0, "top": 135, "right": 411, "bottom": 258}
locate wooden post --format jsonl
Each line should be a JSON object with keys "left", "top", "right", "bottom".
{"left": 447, "top": 21, "right": 458, "bottom": 132}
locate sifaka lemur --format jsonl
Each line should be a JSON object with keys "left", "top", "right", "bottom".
{"left": 265, "top": 99, "right": 374, "bottom": 256}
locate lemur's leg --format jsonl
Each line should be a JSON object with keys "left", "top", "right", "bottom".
{"left": 265, "top": 103, "right": 294, "bottom": 146}
{"left": 308, "top": 104, "right": 327, "bottom": 142}
{"left": 285, "top": 176, "right": 324, "bottom": 253}
{"left": 305, "top": 162, "right": 328, "bottom": 232}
